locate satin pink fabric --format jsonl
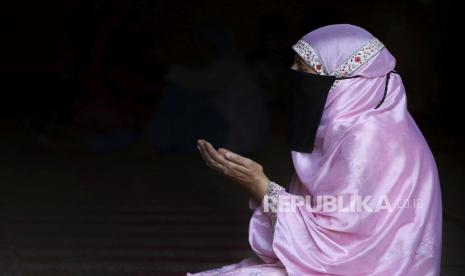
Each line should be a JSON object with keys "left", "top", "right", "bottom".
{"left": 187, "top": 24, "right": 442, "bottom": 276}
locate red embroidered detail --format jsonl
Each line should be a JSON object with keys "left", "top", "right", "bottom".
{"left": 292, "top": 40, "right": 326, "bottom": 75}
{"left": 334, "top": 38, "right": 385, "bottom": 78}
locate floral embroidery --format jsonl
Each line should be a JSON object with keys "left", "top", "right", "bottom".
{"left": 264, "top": 181, "right": 285, "bottom": 229}
{"left": 333, "top": 38, "right": 385, "bottom": 78}
{"left": 292, "top": 39, "right": 326, "bottom": 75}
{"left": 292, "top": 38, "right": 385, "bottom": 94}
{"left": 329, "top": 38, "right": 385, "bottom": 92}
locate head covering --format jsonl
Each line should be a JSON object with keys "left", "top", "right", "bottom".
{"left": 290, "top": 24, "right": 398, "bottom": 178}
{"left": 286, "top": 25, "right": 397, "bottom": 155}
{"left": 247, "top": 24, "right": 443, "bottom": 275}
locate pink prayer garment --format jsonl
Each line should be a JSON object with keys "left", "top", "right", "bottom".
{"left": 186, "top": 24, "right": 443, "bottom": 276}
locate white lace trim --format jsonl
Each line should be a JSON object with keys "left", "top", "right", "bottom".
{"left": 265, "top": 181, "right": 285, "bottom": 228}
{"left": 292, "top": 40, "right": 326, "bottom": 75}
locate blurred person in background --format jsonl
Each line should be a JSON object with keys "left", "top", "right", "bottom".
{"left": 145, "top": 22, "right": 270, "bottom": 154}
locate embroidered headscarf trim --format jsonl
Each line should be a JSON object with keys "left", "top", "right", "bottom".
{"left": 292, "top": 40, "right": 326, "bottom": 75}
{"left": 334, "top": 38, "right": 385, "bottom": 77}
{"left": 292, "top": 37, "right": 385, "bottom": 77}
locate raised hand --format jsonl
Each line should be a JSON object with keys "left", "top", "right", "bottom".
{"left": 197, "top": 139, "right": 269, "bottom": 202}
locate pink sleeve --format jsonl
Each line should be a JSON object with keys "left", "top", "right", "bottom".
{"left": 249, "top": 181, "right": 285, "bottom": 227}
{"left": 248, "top": 181, "right": 286, "bottom": 264}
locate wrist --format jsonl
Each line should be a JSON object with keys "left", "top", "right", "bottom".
{"left": 250, "top": 176, "right": 270, "bottom": 203}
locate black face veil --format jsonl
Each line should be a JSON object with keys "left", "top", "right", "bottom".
{"left": 287, "top": 68, "right": 396, "bottom": 153}
{"left": 287, "top": 69, "right": 337, "bottom": 153}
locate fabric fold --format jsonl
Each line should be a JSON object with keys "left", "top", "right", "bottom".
{"left": 186, "top": 24, "right": 442, "bottom": 276}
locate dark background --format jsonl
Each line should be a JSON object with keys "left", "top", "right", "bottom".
{"left": 0, "top": 0, "right": 464, "bottom": 275}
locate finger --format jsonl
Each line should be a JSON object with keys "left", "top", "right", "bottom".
{"left": 200, "top": 141, "right": 246, "bottom": 175}
{"left": 199, "top": 141, "right": 225, "bottom": 170}
{"left": 216, "top": 148, "right": 249, "bottom": 172}
{"left": 198, "top": 140, "right": 212, "bottom": 158}
{"left": 197, "top": 141, "right": 209, "bottom": 161}
{"left": 203, "top": 141, "right": 230, "bottom": 167}
{"left": 218, "top": 148, "right": 254, "bottom": 168}
{"left": 199, "top": 141, "right": 214, "bottom": 163}
{"left": 200, "top": 143, "right": 251, "bottom": 183}
{"left": 197, "top": 144, "right": 209, "bottom": 163}
{"left": 223, "top": 158, "right": 249, "bottom": 174}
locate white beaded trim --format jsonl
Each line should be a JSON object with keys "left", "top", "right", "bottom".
{"left": 292, "top": 40, "right": 326, "bottom": 75}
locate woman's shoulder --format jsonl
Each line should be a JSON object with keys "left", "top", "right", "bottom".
{"left": 339, "top": 117, "right": 425, "bottom": 157}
